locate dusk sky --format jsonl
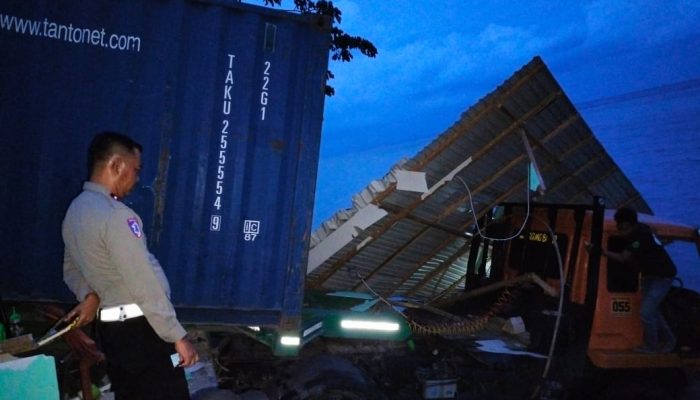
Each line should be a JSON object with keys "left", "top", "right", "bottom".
{"left": 307, "top": 0, "right": 700, "bottom": 228}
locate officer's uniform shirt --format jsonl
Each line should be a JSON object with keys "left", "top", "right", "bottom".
{"left": 63, "top": 182, "right": 186, "bottom": 343}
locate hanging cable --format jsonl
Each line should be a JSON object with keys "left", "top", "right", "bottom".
{"left": 355, "top": 271, "right": 524, "bottom": 336}
{"left": 527, "top": 216, "right": 566, "bottom": 399}
{"left": 458, "top": 162, "right": 566, "bottom": 387}
{"left": 455, "top": 168, "right": 531, "bottom": 242}
{"left": 409, "top": 286, "right": 521, "bottom": 336}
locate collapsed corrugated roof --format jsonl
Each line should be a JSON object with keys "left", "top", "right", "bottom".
{"left": 307, "top": 56, "right": 650, "bottom": 302}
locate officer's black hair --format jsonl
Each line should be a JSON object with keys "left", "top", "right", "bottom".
{"left": 614, "top": 207, "right": 638, "bottom": 225}
{"left": 88, "top": 131, "right": 143, "bottom": 177}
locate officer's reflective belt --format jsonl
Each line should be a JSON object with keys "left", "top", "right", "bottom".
{"left": 100, "top": 304, "right": 144, "bottom": 322}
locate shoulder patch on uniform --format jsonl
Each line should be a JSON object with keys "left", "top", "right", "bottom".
{"left": 631, "top": 241, "right": 640, "bottom": 249}
{"left": 127, "top": 217, "right": 143, "bottom": 238}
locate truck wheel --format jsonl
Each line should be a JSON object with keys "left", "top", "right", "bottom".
{"left": 306, "top": 389, "right": 368, "bottom": 400}
{"left": 282, "top": 355, "right": 384, "bottom": 400}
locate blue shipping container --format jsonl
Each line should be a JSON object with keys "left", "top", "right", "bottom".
{"left": 0, "top": 0, "right": 330, "bottom": 328}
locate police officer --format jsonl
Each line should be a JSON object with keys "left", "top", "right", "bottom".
{"left": 63, "top": 132, "right": 198, "bottom": 399}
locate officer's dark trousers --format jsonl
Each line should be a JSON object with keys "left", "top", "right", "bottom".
{"left": 98, "top": 316, "right": 190, "bottom": 400}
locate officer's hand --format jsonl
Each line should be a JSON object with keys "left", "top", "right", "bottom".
{"left": 175, "top": 338, "right": 199, "bottom": 367}
{"left": 66, "top": 292, "right": 100, "bottom": 328}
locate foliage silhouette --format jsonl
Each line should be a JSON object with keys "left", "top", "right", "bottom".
{"left": 263, "top": 0, "right": 377, "bottom": 95}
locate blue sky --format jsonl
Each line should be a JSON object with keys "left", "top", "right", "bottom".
{"left": 310, "top": 0, "right": 700, "bottom": 228}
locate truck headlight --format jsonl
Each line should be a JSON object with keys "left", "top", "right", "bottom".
{"left": 340, "top": 319, "right": 400, "bottom": 332}
{"left": 279, "top": 335, "right": 300, "bottom": 346}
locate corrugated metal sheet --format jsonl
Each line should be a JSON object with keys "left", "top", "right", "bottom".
{"left": 308, "top": 57, "right": 650, "bottom": 302}
{"left": 0, "top": 0, "right": 330, "bottom": 327}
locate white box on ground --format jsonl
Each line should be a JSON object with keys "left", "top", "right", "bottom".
{"left": 422, "top": 378, "right": 457, "bottom": 399}
{"left": 0, "top": 354, "right": 59, "bottom": 400}
{"left": 502, "top": 316, "right": 526, "bottom": 335}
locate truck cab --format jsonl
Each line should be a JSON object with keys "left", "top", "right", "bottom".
{"left": 497, "top": 200, "right": 700, "bottom": 370}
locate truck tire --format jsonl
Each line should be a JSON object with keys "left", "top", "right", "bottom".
{"left": 282, "top": 355, "right": 384, "bottom": 400}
